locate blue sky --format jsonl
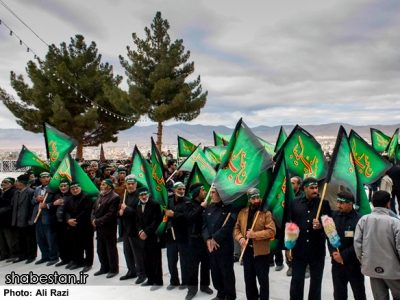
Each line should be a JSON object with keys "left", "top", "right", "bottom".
{"left": 1, "top": 0, "right": 400, "bottom": 129}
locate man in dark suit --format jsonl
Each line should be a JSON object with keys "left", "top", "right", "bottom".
{"left": 10, "top": 174, "right": 36, "bottom": 264}
{"left": 136, "top": 187, "right": 163, "bottom": 291}
{"left": 91, "top": 179, "right": 120, "bottom": 278}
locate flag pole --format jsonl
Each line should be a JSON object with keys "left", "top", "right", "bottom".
{"left": 315, "top": 182, "right": 328, "bottom": 220}
{"left": 34, "top": 193, "right": 48, "bottom": 223}
{"left": 166, "top": 170, "right": 177, "bottom": 183}
{"left": 239, "top": 210, "right": 260, "bottom": 262}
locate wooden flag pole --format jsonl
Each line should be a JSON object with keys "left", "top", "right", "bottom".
{"left": 166, "top": 170, "right": 178, "bottom": 183}
{"left": 239, "top": 210, "right": 260, "bottom": 262}
{"left": 315, "top": 182, "right": 328, "bottom": 220}
{"left": 122, "top": 189, "right": 127, "bottom": 204}
{"left": 34, "top": 193, "right": 48, "bottom": 223}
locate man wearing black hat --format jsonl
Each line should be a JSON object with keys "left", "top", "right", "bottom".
{"left": 287, "top": 177, "right": 332, "bottom": 300}
{"left": 51, "top": 180, "right": 72, "bottom": 268}
{"left": 184, "top": 183, "right": 212, "bottom": 300}
{"left": 91, "top": 179, "right": 120, "bottom": 278}
{"left": 118, "top": 174, "right": 145, "bottom": 283}
{"left": 10, "top": 174, "right": 36, "bottom": 263}
{"left": 136, "top": 187, "right": 163, "bottom": 291}
{"left": 0, "top": 177, "right": 18, "bottom": 262}
{"left": 330, "top": 191, "right": 366, "bottom": 300}
{"left": 65, "top": 182, "right": 94, "bottom": 273}
{"left": 31, "top": 172, "right": 58, "bottom": 266}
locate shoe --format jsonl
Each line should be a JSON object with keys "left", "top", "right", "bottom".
{"left": 106, "top": 272, "right": 119, "bottom": 279}
{"left": 305, "top": 266, "right": 310, "bottom": 279}
{"left": 211, "top": 297, "right": 224, "bottom": 300}
{"left": 25, "top": 258, "right": 35, "bottom": 264}
{"left": 286, "top": 267, "right": 292, "bottom": 277}
{"left": 185, "top": 291, "right": 197, "bottom": 300}
{"left": 6, "top": 258, "right": 17, "bottom": 263}
{"left": 275, "top": 264, "right": 284, "bottom": 271}
{"left": 141, "top": 280, "right": 152, "bottom": 287}
{"left": 65, "top": 262, "right": 74, "bottom": 269}
{"left": 82, "top": 266, "right": 92, "bottom": 273}
{"left": 200, "top": 286, "right": 213, "bottom": 294}
{"left": 69, "top": 264, "right": 84, "bottom": 270}
{"left": 55, "top": 261, "right": 68, "bottom": 267}
{"left": 269, "top": 262, "right": 275, "bottom": 267}
{"left": 120, "top": 273, "right": 137, "bottom": 281}
{"left": 12, "top": 258, "right": 25, "bottom": 263}
{"left": 167, "top": 285, "right": 178, "bottom": 290}
{"left": 117, "top": 237, "right": 123, "bottom": 243}
{"left": 136, "top": 276, "right": 146, "bottom": 284}
{"left": 94, "top": 270, "right": 108, "bottom": 276}
{"left": 0, "top": 256, "right": 9, "bottom": 261}
{"left": 179, "top": 285, "right": 187, "bottom": 290}
{"left": 35, "top": 258, "right": 50, "bottom": 265}
{"left": 46, "top": 260, "right": 59, "bottom": 266}
{"left": 150, "top": 285, "right": 163, "bottom": 291}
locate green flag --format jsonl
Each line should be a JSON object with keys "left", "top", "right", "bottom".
{"left": 262, "top": 155, "right": 295, "bottom": 252}
{"left": 213, "top": 131, "right": 230, "bottom": 146}
{"left": 177, "top": 136, "right": 197, "bottom": 158}
{"left": 185, "top": 162, "right": 211, "bottom": 197}
{"left": 370, "top": 128, "right": 391, "bottom": 154}
{"left": 278, "top": 125, "right": 327, "bottom": 180}
{"left": 203, "top": 146, "right": 227, "bottom": 169}
{"left": 274, "top": 126, "right": 287, "bottom": 153}
{"left": 258, "top": 137, "right": 275, "bottom": 157}
{"left": 43, "top": 123, "right": 78, "bottom": 174}
{"left": 150, "top": 137, "right": 169, "bottom": 208}
{"left": 349, "top": 130, "right": 392, "bottom": 185}
{"left": 130, "top": 145, "right": 153, "bottom": 189}
{"left": 16, "top": 145, "right": 50, "bottom": 175}
{"left": 71, "top": 157, "right": 99, "bottom": 198}
{"left": 386, "top": 128, "right": 399, "bottom": 162}
{"left": 178, "top": 144, "right": 216, "bottom": 184}
{"left": 213, "top": 118, "right": 274, "bottom": 205}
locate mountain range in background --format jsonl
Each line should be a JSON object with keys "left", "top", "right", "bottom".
{"left": 1, "top": 123, "right": 400, "bottom": 150}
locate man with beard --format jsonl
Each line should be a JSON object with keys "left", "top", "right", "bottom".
{"left": 0, "top": 177, "right": 18, "bottom": 262}
{"left": 136, "top": 187, "right": 163, "bottom": 291}
{"left": 10, "top": 174, "right": 36, "bottom": 264}
{"left": 287, "top": 177, "right": 332, "bottom": 300}
{"left": 31, "top": 172, "right": 58, "bottom": 266}
{"left": 91, "top": 179, "right": 120, "bottom": 278}
{"left": 52, "top": 180, "right": 72, "bottom": 268}
{"left": 184, "top": 183, "right": 212, "bottom": 300}
{"left": 203, "top": 186, "right": 236, "bottom": 300}
{"left": 234, "top": 188, "right": 276, "bottom": 300}
{"left": 65, "top": 182, "right": 94, "bottom": 273}
{"left": 164, "top": 182, "right": 190, "bottom": 290}
{"left": 118, "top": 175, "right": 146, "bottom": 283}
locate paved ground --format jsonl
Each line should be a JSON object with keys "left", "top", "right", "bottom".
{"left": 0, "top": 172, "right": 374, "bottom": 299}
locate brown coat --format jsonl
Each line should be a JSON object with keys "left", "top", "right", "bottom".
{"left": 234, "top": 208, "right": 276, "bottom": 256}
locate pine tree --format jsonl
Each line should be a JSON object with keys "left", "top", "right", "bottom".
{"left": 118, "top": 11, "right": 207, "bottom": 150}
{"left": 0, "top": 35, "right": 138, "bottom": 158}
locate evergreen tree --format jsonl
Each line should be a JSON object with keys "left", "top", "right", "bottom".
{"left": 117, "top": 11, "right": 207, "bottom": 150}
{"left": 0, "top": 35, "right": 138, "bottom": 158}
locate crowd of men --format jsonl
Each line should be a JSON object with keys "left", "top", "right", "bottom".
{"left": 0, "top": 157, "right": 399, "bottom": 300}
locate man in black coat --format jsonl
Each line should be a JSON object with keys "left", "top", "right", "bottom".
{"left": 91, "top": 179, "right": 120, "bottom": 278}
{"left": 0, "top": 177, "right": 18, "bottom": 262}
{"left": 287, "top": 177, "right": 332, "bottom": 300}
{"left": 136, "top": 187, "right": 163, "bottom": 291}
{"left": 65, "top": 182, "right": 94, "bottom": 273}
{"left": 10, "top": 174, "right": 36, "bottom": 264}
{"left": 184, "top": 183, "right": 212, "bottom": 300}
{"left": 164, "top": 182, "right": 190, "bottom": 290}
{"left": 118, "top": 174, "right": 145, "bottom": 283}
{"left": 386, "top": 163, "right": 400, "bottom": 214}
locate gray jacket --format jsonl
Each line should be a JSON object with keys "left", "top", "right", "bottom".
{"left": 354, "top": 207, "right": 400, "bottom": 279}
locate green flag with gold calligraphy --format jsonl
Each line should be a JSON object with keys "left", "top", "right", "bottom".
{"left": 262, "top": 155, "right": 295, "bottom": 252}
{"left": 150, "top": 138, "right": 168, "bottom": 208}
{"left": 185, "top": 163, "right": 211, "bottom": 197}
{"left": 16, "top": 145, "right": 50, "bottom": 175}
{"left": 370, "top": 128, "right": 391, "bottom": 154}
{"left": 274, "top": 126, "right": 288, "bottom": 153}
{"left": 43, "top": 123, "right": 78, "bottom": 175}
{"left": 203, "top": 146, "right": 227, "bottom": 169}
{"left": 278, "top": 125, "right": 327, "bottom": 180}
{"left": 178, "top": 144, "right": 216, "bottom": 184}
{"left": 213, "top": 118, "right": 274, "bottom": 205}
{"left": 213, "top": 131, "right": 231, "bottom": 146}
{"left": 258, "top": 137, "right": 275, "bottom": 157}
{"left": 385, "top": 128, "right": 399, "bottom": 162}
{"left": 177, "top": 136, "right": 197, "bottom": 158}
{"left": 130, "top": 145, "right": 153, "bottom": 189}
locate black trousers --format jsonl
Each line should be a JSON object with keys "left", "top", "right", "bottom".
{"left": 143, "top": 237, "right": 163, "bottom": 285}
{"left": 16, "top": 225, "right": 37, "bottom": 259}
{"left": 209, "top": 251, "right": 236, "bottom": 300}
{"left": 187, "top": 236, "right": 210, "bottom": 289}
{"left": 166, "top": 239, "right": 189, "bottom": 285}
{"left": 55, "top": 222, "right": 71, "bottom": 263}
{"left": 332, "top": 262, "right": 366, "bottom": 300}
{"left": 123, "top": 235, "right": 145, "bottom": 277}
{"left": 269, "top": 247, "right": 284, "bottom": 266}
{"left": 243, "top": 247, "right": 270, "bottom": 300}
{"left": 0, "top": 226, "right": 18, "bottom": 258}
{"left": 290, "top": 255, "right": 325, "bottom": 300}
{"left": 71, "top": 226, "right": 94, "bottom": 266}
{"left": 97, "top": 229, "right": 118, "bottom": 273}
{"left": 391, "top": 190, "right": 400, "bottom": 214}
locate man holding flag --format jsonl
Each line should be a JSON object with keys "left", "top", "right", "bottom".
{"left": 234, "top": 188, "right": 276, "bottom": 300}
